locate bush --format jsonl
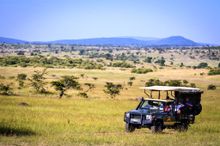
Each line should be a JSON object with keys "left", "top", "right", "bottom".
{"left": 129, "top": 77, "right": 135, "bottom": 81}
{"left": 0, "top": 56, "right": 105, "bottom": 70}
{"left": 155, "top": 57, "right": 165, "bottom": 66}
{"left": 208, "top": 68, "right": 220, "bottom": 75}
{"left": 111, "top": 62, "right": 134, "bottom": 68}
{"left": 144, "top": 57, "right": 153, "bottom": 63}
{"left": 190, "top": 83, "right": 196, "bottom": 87}
{"left": 145, "top": 79, "right": 164, "bottom": 86}
{"left": 17, "top": 73, "right": 27, "bottom": 88}
{"left": 127, "top": 81, "right": 133, "bottom": 86}
{"left": 164, "top": 80, "right": 182, "bottom": 86}
{"left": 197, "top": 62, "right": 208, "bottom": 69}
{"left": 78, "top": 92, "right": 88, "bottom": 98}
{"left": 131, "top": 68, "right": 153, "bottom": 74}
{"left": 145, "top": 79, "right": 196, "bottom": 87}
{"left": 0, "top": 83, "right": 13, "bottom": 95}
{"left": 207, "top": 84, "right": 216, "bottom": 90}
{"left": 180, "top": 63, "right": 184, "bottom": 67}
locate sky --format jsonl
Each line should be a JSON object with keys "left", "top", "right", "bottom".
{"left": 0, "top": 0, "right": 220, "bottom": 44}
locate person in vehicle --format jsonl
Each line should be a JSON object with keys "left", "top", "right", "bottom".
{"left": 184, "top": 97, "right": 193, "bottom": 114}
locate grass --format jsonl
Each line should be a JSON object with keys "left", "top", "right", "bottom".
{"left": 0, "top": 66, "right": 220, "bottom": 145}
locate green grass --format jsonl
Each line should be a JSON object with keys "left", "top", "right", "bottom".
{"left": 0, "top": 96, "right": 220, "bottom": 146}
{"left": 0, "top": 66, "right": 220, "bottom": 145}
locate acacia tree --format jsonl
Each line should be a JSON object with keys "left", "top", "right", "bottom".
{"left": 51, "top": 76, "right": 81, "bottom": 98}
{"left": 104, "top": 82, "right": 123, "bottom": 98}
{"left": 29, "top": 68, "right": 47, "bottom": 93}
{"left": 84, "top": 83, "right": 95, "bottom": 92}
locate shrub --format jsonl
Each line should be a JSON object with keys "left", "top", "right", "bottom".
{"left": 129, "top": 77, "right": 135, "bottom": 81}
{"left": 78, "top": 92, "right": 88, "bottom": 98}
{"left": 92, "top": 77, "right": 98, "bottom": 80}
{"left": 145, "top": 79, "right": 164, "bottom": 86}
{"left": 0, "top": 83, "right": 13, "bottom": 95}
{"left": 208, "top": 68, "right": 220, "bottom": 75}
{"left": 155, "top": 57, "right": 165, "bottom": 66}
{"left": 17, "top": 73, "right": 27, "bottom": 88}
{"left": 112, "top": 61, "right": 134, "bottom": 68}
{"left": 144, "top": 57, "right": 153, "bottom": 63}
{"left": 145, "top": 79, "right": 196, "bottom": 87}
{"left": 131, "top": 68, "right": 153, "bottom": 74}
{"left": 164, "top": 80, "right": 182, "bottom": 86}
{"left": 180, "top": 63, "right": 184, "bottom": 67}
{"left": 183, "top": 80, "right": 189, "bottom": 85}
{"left": 190, "top": 83, "right": 196, "bottom": 87}
{"left": 207, "top": 84, "right": 216, "bottom": 90}
{"left": 127, "top": 81, "right": 133, "bottom": 86}
{"left": 197, "top": 62, "right": 208, "bottom": 69}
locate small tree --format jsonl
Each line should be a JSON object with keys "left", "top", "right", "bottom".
{"left": 84, "top": 83, "right": 95, "bottom": 92}
{"left": 0, "top": 83, "right": 13, "bottom": 95}
{"left": 51, "top": 76, "right": 81, "bottom": 98}
{"left": 104, "top": 82, "right": 123, "bottom": 98}
{"left": 17, "top": 73, "right": 27, "bottom": 88}
{"left": 29, "top": 68, "right": 47, "bottom": 93}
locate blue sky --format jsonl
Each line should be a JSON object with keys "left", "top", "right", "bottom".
{"left": 0, "top": 0, "right": 220, "bottom": 44}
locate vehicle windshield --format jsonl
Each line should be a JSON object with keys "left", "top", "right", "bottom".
{"left": 138, "top": 100, "right": 164, "bottom": 113}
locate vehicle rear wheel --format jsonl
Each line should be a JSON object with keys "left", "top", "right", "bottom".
{"left": 125, "top": 123, "right": 135, "bottom": 132}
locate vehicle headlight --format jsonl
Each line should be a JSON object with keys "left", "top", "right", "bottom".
{"left": 126, "top": 113, "right": 130, "bottom": 118}
{"left": 146, "top": 115, "right": 152, "bottom": 120}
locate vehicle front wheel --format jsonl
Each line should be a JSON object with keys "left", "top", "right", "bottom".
{"left": 125, "top": 123, "right": 135, "bottom": 132}
{"left": 151, "top": 122, "right": 163, "bottom": 133}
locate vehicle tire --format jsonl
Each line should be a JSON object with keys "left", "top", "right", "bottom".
{"left": 194, "top": 104, "right": 202, "bottom": 115}
{"left": 151, "top": 122, "right": 163, "bottom": 133}
{"left": 176, "top": 123, "right": 188, "bottom": 132}
{"left": 125, "top": 123, "right": 135, "bottom": 132}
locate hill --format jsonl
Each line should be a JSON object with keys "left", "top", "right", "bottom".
{"left": 0, "top": 37, "right": 28, "bottom": 44}
{"left": 0, "top": 36, "right": 204, "bottom": 46}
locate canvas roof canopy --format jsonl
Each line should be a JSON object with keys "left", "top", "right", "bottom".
{"left": 140, "top": 86, "right": 201, "bottom": 92}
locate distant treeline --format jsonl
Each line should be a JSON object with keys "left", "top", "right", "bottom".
{"left": 0, "top": 56, "right": 104, "bottom": 69}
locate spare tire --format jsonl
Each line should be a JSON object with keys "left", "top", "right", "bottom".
{"left": 194, "top": 104, "right": 202, "bottom": 115}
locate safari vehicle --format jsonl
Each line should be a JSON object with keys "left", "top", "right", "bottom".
{"left": 124, "top": 86, "right": 203, "bottom": 133}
